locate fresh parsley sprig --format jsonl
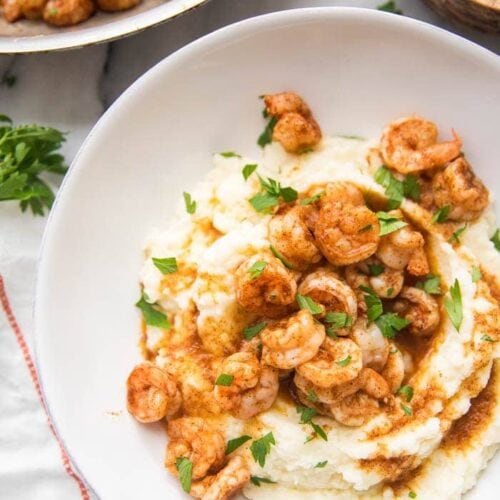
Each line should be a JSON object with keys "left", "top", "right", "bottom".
{"left": 444, "top": 279, "right": 463, "bottom": 331}
{"left": 225, "top": 435, "right": 252, "bottom": 455}
{"left": 175, "top": 457, "right": 193, "bottom": 493}
{"left": 249, "top": 175, "right": 298, "bottom": 213}
{"left": 135, "top": 292, "right": 170, "bottom": 330}
{"left": 0, "top": 115, "right": 67, "bottom": 215}
{"left": 415, "top": 274, "right": 442, "bottom": 295}
{"left": 491, "top": 229, "right": 500, "bottom": 251}
{"left": 376, "top": 211, "right": 408, "bottom": 236}
{"left": 250, "top": 432, "right": 276, "bottom": 467}
{"left": 374, "top": 166, "right": 420, "bottom": 210}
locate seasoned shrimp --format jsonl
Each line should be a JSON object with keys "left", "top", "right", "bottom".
{"left": 2, "top": 0, "right": 46, "bottom": 21}
{"left": 96, "top": 0, "right": 140, "bottom": 11}
{"left": 298, "top": 268, "right": 358, "bottom": 332}
{"left": 261, "top": 309, "right": 325, "bottom": 369}
{"left": 320, "top": 182, "right": 365, "bottom": 208}
{"left": 350, "top": 318, "right": 389, "bottom": 372}
{"left": 43, "top": 0, "right": 94, "bottom": 25}
{"left": 214, "top": 352, "right": 279, "bottom": 419}
{"left": 380, "top": 116, "right": 462, "bottom": 173}
{"left": 432, "top": 157, "right": 489, "bottom": 221}
{"left": 126, "top": 362, "right": 181, "bottom": 423}
{"left": 190, "top": 456, "right": 250, "bottom": 500}
{"left": 393, "top": 287, "right": 439, "bottom": 337}
{"left": 380, "top": 344, "right": 405, "bottom": 392}
{"left": 314, "top": 200, "right": 380, "bottom": 266}
{"left": 269, "top": 205, "right": 322, "bottom": 271}
{"left": 376, "top": 216, "right": 429, "bottom": 276}
{"left": 296, "top": 337, "right": 362, "bottom": 388}
{"left": 345, "top": 258, "right": 404, "bottom": 300}
{"left": 166, "top": 417, "right": 225, "bottom": 480}
{"left": 263, "top": 92, "right": 322, "bottom": 154}
{"left": 235, "top": 254, "right": 297, "bottom": 318}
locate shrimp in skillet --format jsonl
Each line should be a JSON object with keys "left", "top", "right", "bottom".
{"left": 126, "top": 362, "right": 181, "bottom": 423}
{"left": 235, "top": 254, "right": 297, "bottom": 318}
{"left": 380, "top": 116, "right": 462, "bottom": 174}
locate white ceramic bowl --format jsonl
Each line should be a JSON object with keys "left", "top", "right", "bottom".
{"left": 0, "top": 0, "right": 207, "bottom": 53}
{"left": 35, "top": 7, "right": 500, "bottom": 500}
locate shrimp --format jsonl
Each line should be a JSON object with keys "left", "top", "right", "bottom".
{"left": 263, "top": 92, "right": 322, "bottom": 154}
{"left": 2, "top": 0, "right": 46, "bottom": 21}
{"left": 376, "top": 216, "right": 429, "bottom": 276}
{"left": 350, "top": 318, "right": 389, "bottom": 372}
{"left": 314, "top": 200, "right": 380, "bottom": 266}
{"left": 320, "top": 182, "right": 365, "bottom": 208}
{"left": 234, "top": 254, "right": 297, "bottom": 318}
{"left": 214, "top": 352, "right": 279, "bottom": 419}
{"left": 261, "top": 309, "right": 325, "bottom": 369}
{"left": 380, "top": 344, "right": 405, "bottom": 392}
{"left": 190, "top": 456, "right": 250, "bottom": 500}
{"left": 43, "top": 0, "right": 94, "bottom": 25}
{"left": 269, "top": 205, "right": 322, "bottom": 271}
{"left": 345, "top": 258, "right": 404, "bottom": 300}
{"left": 298, "top": 268, "right": 358, "bottom": 333}
{"left": 432, "top": 157, "right": 489, "bottom": 221}
{"left": 96, "top": 0, "right": 140, "bottom": 11}
{"left": 380, "top": 116, "right": 462, "bottom": 174}
{"left": 296, "top": 337, "right": 362, "bottom": 388}
{"left": 393, "top": 287, "right": 439, "bottom": 337}
{"left": 126, "top": 362, "right": 181, "bottom": 423}
{"left": 166, "top": 417, "right": 225, "bottom": 480}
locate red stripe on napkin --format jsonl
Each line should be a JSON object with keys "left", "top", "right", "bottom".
{"left": 0, "top": 274, "right": 90, "bottom": 500}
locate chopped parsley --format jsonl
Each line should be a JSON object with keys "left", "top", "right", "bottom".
{"left": 250, "top": 476, "right": 276, "bottom": 486}
{"left": 401, "top": 403, "right": 413, "bottom": 416}
{"left": 376, "top": 313, "right": 410, "bottom": 339}
{"left": 360, "top": 286, "right": 383, "bottom": 322}
{"left": 219, "top": 151, "right": 241, "bottom": 158}
{"left": 135, "top": 292, "right": 170, "bottom": 330}
{"left": 448, "top": 225, "right": 467, "bottom": 244}
{"left": 225, "top": 435, "right": 252, "bottom": 455}
{"left": 249, "top": 192, "right": 279, "bottom": 213}
{"left": 481, "top": 335, "right": 496, "bottom": 342}
{"left": 444, "top": 279, "right": 463, "bottom": 331}
{"left": 368, "top": 263, "right": 385, "bottom": 276}
{"left": 175, "top": 457, "right": 193, "bottom": 493}
{"left": 315, "top": 460, "right": 328, "bottom": 468}
{"left": 296, "top": 294, "right": 323, "bottom": 315}
{"left": 300, "top": 192, "right": 324, "bottom": 205}
{"left": 387, "top": 287, "right": 394, "bottom": 297}
{"left": 377, "top": 211, "right": 408, "bottom": 236}
{"left": 431, "top": 205, "right": 451, "bottom": 224}
{"left": 307, "top": 390, "right": 319, "bottom": 403}
{"left": 270, "top": 245, "right": 294, "bottom": 269}
{"left": 374, "top": 166, "right": 420, "bottom": 209}
{"left": 336, "top": 355, "right": 351, "bottom": 367}
{"left": 326, "top": 327, "right": 338, "bottom": 339}
{"left": 183, "top": 192, "right": 196, "bottom": 214}
{"left": 297, "top": 406, "right": 328, "bottom": 441}
{"left": 215, "top": 374, "right": 234, "bottom": 386}
{"left": 471, "top": 266, "right": 482, "bottom": 283}
{"left": 397, "top": 385, "right": 414, "bottom": 403}
{"left": 403, "top": 175, "right": 421, "bottom": 201}
{"left": 248, "top": 260, "right": 267, "bottom": 279}
{"left": 243, "top": 322, "right": 267, "bottom": 340}
{"left": 311, "top": 422, "right": 328, "bottom": 441}
{"left": 409, "top": 491, "right": 417, "bottom": 499}
{"left": 249, "top": 176, "right": 298, "bottom": 213}
{"left": 152, "top": 256, "right": 177, "bottom": 274}
{"left": 242, "top": 163, "right": 258, "bottom": 181}
{"left": 377, "top": 0, "right": 403, "bottom": 14}
{"left": 258, "top": 114, "right": 278, "bottom": 148}
{"left": 415, "top": 274, "right": 442, "bottom": 295}
{"left": 324, "top": 312, "right": 353, "bottom": 329}
{"left": 491, "top": 229, "right": 500, "bottom": 251}
{"left": 250, "top": 432, "right": 276, "bottom": 467}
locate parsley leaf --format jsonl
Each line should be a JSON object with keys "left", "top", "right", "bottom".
{"left": 219, "top": 151, "right": 241, "bottom": 158}
{"left": 250, "top": 432, "right": 276, "bottom": 467}
{"left": 0, "top": 117, "right": 67, "bottom": 215}
{"left": 248, "top": 260, "right": 267, "bottom": 279}
{"left": 250, "top": 176, "right": 297, "bottom": 213}
{"left": 311, "top": 422, "right": 328, "bottom": 441}
{"left": 183, "top": 192, "right": 196, "bottom": 214}
{"left": 315, "top": 461, "right": 328, "bottom": 468}
{"left": 270, "top": 245, "right": 294, "bottom": 269}
{"left": 397, "top": 385, "right": 414, "bottom": 403}
{"left": 431, "top": 205, "right": 451, "bottom": 224}
{"left": 415, "top": 274, "right": 442, "bottom": 295}
{"left": 152, "top": 257, "right": 177, "bottom": 274}
{"left": 135, "top": 293, "right": 170, "bottom": 330}
{"left": 403, "top": 175, "right": 420, "bottom": 201}
{"left": 225, "top": 435, "right": 252, "bottom": 455}
{"left": 215, "top": 374, "right": 234, "bottom": 386}
{"left": 401, "top": 403, "right": 413, "bottom": 416}
{"left": 360, "top": 286, "right": 383, "bottom": 322}
{"left": 374, "top": 166, "right": 404, "bottom": 209}
{"left": 258, "top": 115, "right": 278, "bottom": 148}
{"left": 482, "top": 335, "right": 496, "bottom": 343}
{"left": 409, "top": 492, "right": 417, "bottom": 499}
{"left": 377, "top": 0, "right": 403, "bottom": 14}
{"left": 296, "top": 405, "right": 317, "bottom": 423}
{"left": 307, "top": 390, "right": 318, "bottom": 403}
{"left": 175, "top": 457, "right": 193, "bottom": 493}
{"left": 377, "top": 211, "right": 408, "bottom": 236}
{"left": 448, "top": 225, "right": 467, "bottom": 244}
{"left": 249, "top": 192, "right": 278, "bottom": 213}
{"left": 376, "top": 313, "right": 410, "bottom": 339}
{"left": 250, "top": 476, "right": 276, "bottom": 486}
{"left": 300, "top": 192, "right": 324, "bottom": 205}
{"left": 491, "top": 229, "right": 500, "bottom": 251}
{"left": 471, "top": 266, "right": 482, "bottom": 283}
{"left": 242, "top": 163, "right": 258, "bottom": 181}
{"left": 243, "top": 322, "right": 267, "bottom": 340}
{"left": 368, "top": 263, "right": 385, "bottom": 276}
{"left": 324, "top": 312, "right": 353, "bottom": 329}
{"left": 444, "top": 279, "right": 463, "bottom": 331}
{"left": 296, "top": 294, "right": 323, "bottom": 315}
{"left": 336, "top": 355, "right": 351, "bottom": 367}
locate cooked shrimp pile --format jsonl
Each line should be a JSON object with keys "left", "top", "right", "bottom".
{"left": 1, "top": 0, "right": 141, "bottom": 27}
{"left": 125, "top": 93, "right": 498, "bottom": 499}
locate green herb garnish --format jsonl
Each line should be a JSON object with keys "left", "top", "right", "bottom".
{"left": 270, "top": 244, "right": 294, "bottom": 269}
{"left": 248, "top": 260, "right": 267, "bottom": 279}
{"left": 471, "top": 266, "right": 482, "bottom": 283}
{"left": 258, "top": 115, "right": 278, "bottom": 148}
{"left": 324, "top": 312, "right": 353, "bottom": 329}
{"left": 491, "top": 229, "right": 500, "bottom": 251}
{"left": 315, "top": 461, "right": 328, "bottom": 468}
{"left": 243, "top": 322, "right": 267, "bottom": 340}
{"left": 336, "top": 355, "right": 351, "bottom": 367}
{"left": 432, "top": 205, "right": 451, "bottom": 224}
{"left": 250, "top": 476, "right": 276, "bottom": 486}
{"left": 296, "top": 294, "right": 323, "bottom": 315}
{"left": 377, "top": 211, "right": 408, "bottom": 236}
{"left": 242, "top": 163, "right": 258, "bottom": 181}
{"left": 482, "top": 335, "right": 496, "bottom": 343}
{"left": 409, "top": 491, "right": 417, "bottom": 499}
{"left": 415, "top": 274, "right": 442, "bottom": 295}
{"left": 225, "top": 435, "right": 252, "bottom": 455}
{"left": 152, "top": 257, "right": 177, "bottom": 274}
{"left": 368, "top": 263, "right": 385, "bottom": 276}
{"left": 444, "top": 279, "right": 463, "bottom": 331}
{"left": 307, "top": 390, "right": 318, "bottom": 403}
{"left": 360, "top": 286, "right": 383, "bottom": 322}
{"left": 250, "top": 432, "right": 276, "bottom": 467}
{"left": 397, "top": 385, "right": 414, "bottom": 403}
{"left": 135, "top": 292, "right": 170, "bottom": 330}
{"left": 175, "top": 457, "right": 193, "bottom": 493}
{"left": 376, "top": 313, "right": 410, "bottom": 339}
{"left": 448, "top": 225, "right": 467, "bottom": 244}
{"left": 215, "top": 374, "right": 234, "bottom": 386}
{"left": 377, "top": 1, "right": 403, "bottom": 14}
{"left": 300, "top": 192, "right": 324, "bottom": 205}
{"left": 249, "top": 175, "right": 297, "bottom": 213}
{"left": 401, "top": 403, "right": 413, "bottom": 416}
{"left": 219, "top": 151, "right": 241, "bottom": 158}
{"left": 183, "top": 192, "right": 196, "bottom": 214}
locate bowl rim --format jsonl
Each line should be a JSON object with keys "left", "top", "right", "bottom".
{"left": 33, "top": 6, "right": 500, "bottom": 497}
{"left": 0, "top": 0, "right": 208, "bottom": 54}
